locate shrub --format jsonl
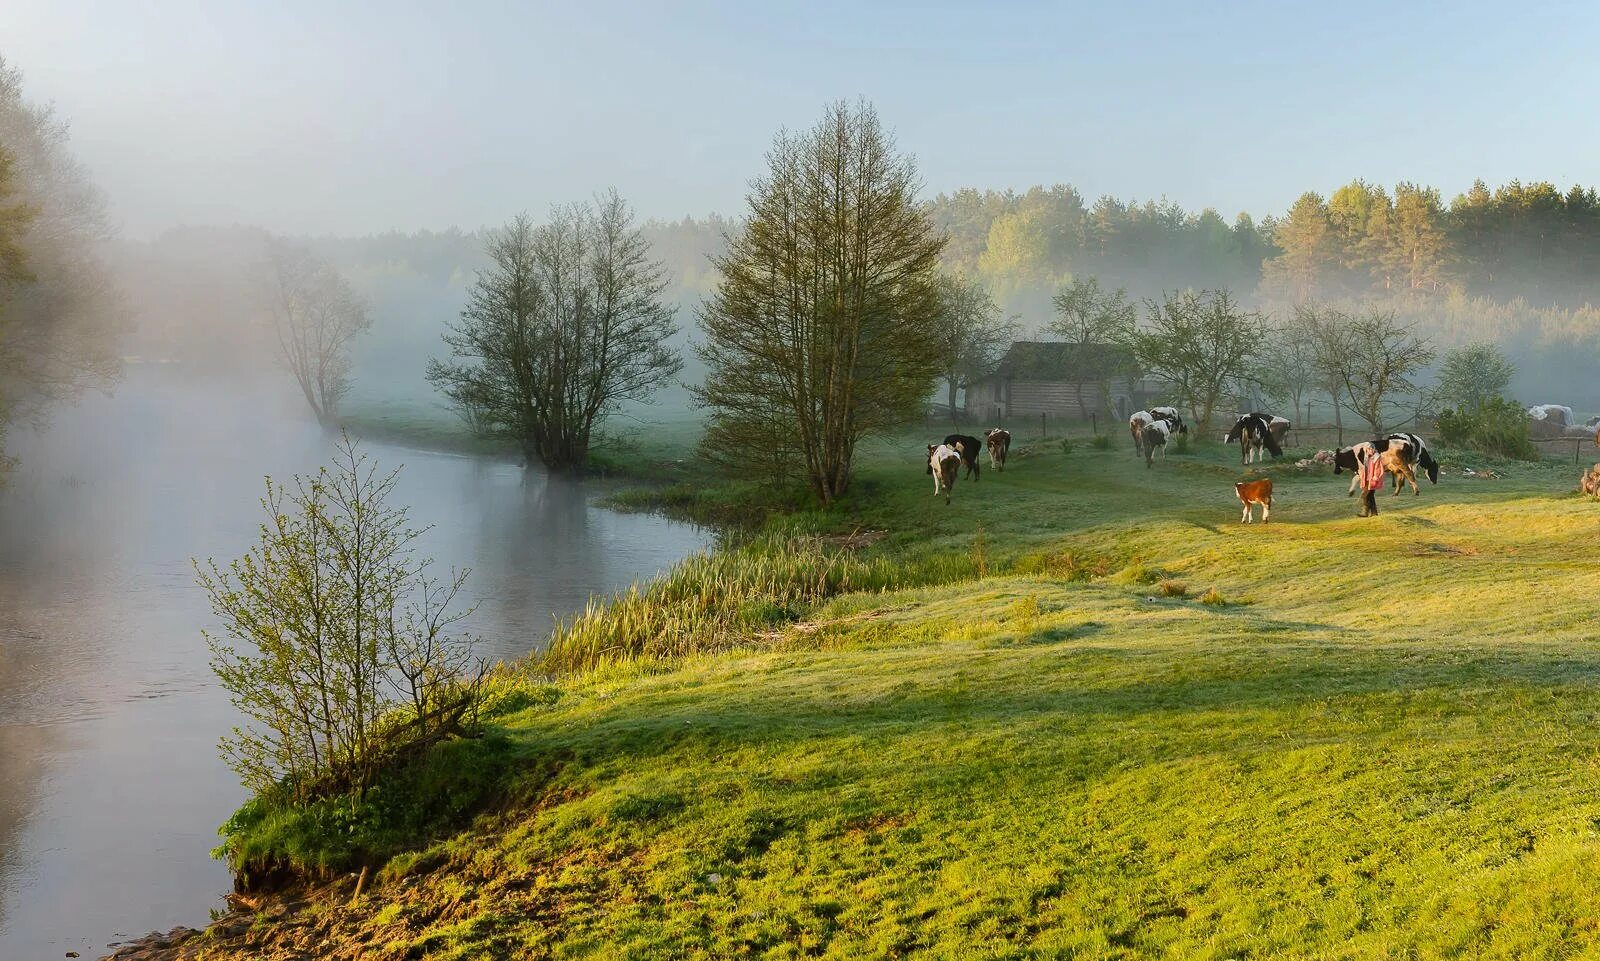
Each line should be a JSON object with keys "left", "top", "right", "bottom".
{"left": 1090, "top": 434, "right": 1113, "bottom": 450}
{"left": 195, "top": 435, "right": 485, "bottom": 806}
{"left": 1058, "top": 437, "right": 1075, "bottom": 456}
{"left": 1158, "top": 580, "right": 1188, "bottom": 597}
{"left": 1172, "top": 433, "right": 1190, "bottom": 454}
{"left": 1200, "top": 587, "right": 1227, "bottom": 606}
{"left": 1436, "top": 397, "right": 1540, "bottom": 460}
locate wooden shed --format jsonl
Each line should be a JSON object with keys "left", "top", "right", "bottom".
{"left": 964, "top": 341, "right": 1152, "bottom": 421}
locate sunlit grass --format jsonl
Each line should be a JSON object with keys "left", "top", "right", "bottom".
{"left": 214, "top": 428, "right": 1600, "bottom": 958}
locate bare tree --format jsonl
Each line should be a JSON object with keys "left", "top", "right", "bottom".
{"left": 933, "top": 274, "right": 1016, "bottom": 421}
{"left": 1126, "top": 289, "right": 1265, "bottom": 435}
{"left": 427, "top": 191, "right": 681, "bottom": 471}
{"left": 265, "top": 240, "right": 371, "bottom": 424}
{"left": 1263, "top": 311, "right": 1320, "bottom": 425}
{"left": 1047, "top": 275, "right": 1138, "bottom": 419}
{"left": 696, "top": 100, "right": 946, "bottom": 504}
{"left": 1304, "top": 306, "right": 1433, "bottom": 435}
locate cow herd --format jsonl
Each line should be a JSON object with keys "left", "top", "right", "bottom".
{"left": 925, "top": 408, "right": 1445, "bottom": 523}
{"left": 926, "top": 428, "right": 1010, "bottom": 503}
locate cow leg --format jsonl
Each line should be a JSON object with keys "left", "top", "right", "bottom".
{"left": 1347, "top": 473, "right": 1359, "bottom": 497}
{"left": 1263, "top": 498, "right": 1271, "bottom": 523}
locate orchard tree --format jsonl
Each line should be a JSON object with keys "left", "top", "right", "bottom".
{"left": 696, "top": 100, "right": 945, "bottom": 504}
{"left": 933, "top": 275, "right": 1016, "bottom": 421}
{"left": 1047, "top": 275, "right": 1137, "bottom": 418}
{"left": 428, "top": 191, "right": 681, "bottom": 471}
{"left": 1305, "top": 306, "right": 1433, "bottom": 434}
{"left": 1127, "top": 289, "right": 1265, "bottom": 435}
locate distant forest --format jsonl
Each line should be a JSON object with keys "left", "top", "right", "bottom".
{"left": 116, "top": 177, "right": 1600, "bottom": 410}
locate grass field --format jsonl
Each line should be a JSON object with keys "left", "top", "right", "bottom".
{"left": 197, "top": 428, "right": 1600, "bottom": 960}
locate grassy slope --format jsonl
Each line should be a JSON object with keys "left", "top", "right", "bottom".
{"left": 195, "top": 433, "right": 1600, "bottom": 960}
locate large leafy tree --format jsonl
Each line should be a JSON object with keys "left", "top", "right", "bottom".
{"left": 0, "top": 56, "right": 120, "bottom": 455}
{"left": 428, "top": 191, "right": 681, "bottom": 471}
{"left": 695, "top": 100, "right": 945, "bottom": 505}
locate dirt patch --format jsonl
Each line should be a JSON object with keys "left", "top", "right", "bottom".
{"left": 818, "top": 528, "right": 889, "bottom": 550}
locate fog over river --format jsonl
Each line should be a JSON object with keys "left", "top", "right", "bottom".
{"left": 0, "top": 367, "right": 710, "bottom": 958}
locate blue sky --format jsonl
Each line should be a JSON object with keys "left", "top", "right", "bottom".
{"left": 5, "top": 0, "right": 1597, "bottom": 236}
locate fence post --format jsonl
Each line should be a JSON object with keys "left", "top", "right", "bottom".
{"left": 1040, "top": 411, "right": 1046, "bottom": 439}
{"left": 1091, "top": 413, "right": 1097, "bottom": 436}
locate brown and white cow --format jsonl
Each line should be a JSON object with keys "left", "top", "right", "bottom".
{"left": 1129, "top": 410, "right": 1155, "bottom": 455}
{"left": 984, "top": 428, "right": 1011, "bottom": 472}
{"left": 1235, "top": 477, "right": 1273, "bottom": 524}
{"left": 927, "top": 443, "right": 964, "bottom": 503}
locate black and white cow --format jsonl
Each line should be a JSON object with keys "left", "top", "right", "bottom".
{"left": 1248, "top": 412, "right": 1291, "bottom": 447}
{"left": 1332, "top": 441, "right": 1378, "bottom": 497}
{"left": 944, "top": 434, "right": 982, "bottom": 481}
{"left": 1149, "top": 406, "right": 1189, "bottom": 436}
{"left": 1138, "top": 418, "right": 1172, "bottom": 469}
{"left": 1378, "top": 432, "right": 1439, "bottom": 495}
{"left": 984, "top": 428, "right": 1011, "bottom": 472}
{"left": 1225, "top": 413, "right": 1284, "bottom": 465}
{"left": 927, "top": 443, "right": 964, "bottom": 503}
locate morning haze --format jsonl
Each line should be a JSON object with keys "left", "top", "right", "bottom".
{"left": 3, "top": 3, "right": 1600, "bottom": 959}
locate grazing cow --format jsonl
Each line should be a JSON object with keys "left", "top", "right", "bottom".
{"left": 1246, "top": 412, "right": 1292, "bottom": 447}
{"left": 927, "top": 443, "right": 963, "bottom": 503}
{"left": 1234, "top": 477, "right": 1273, "bottom": 524}
{"left": 1378, "top": 432, "right": 1439, "bottom": 495}
{"left": 984, "top": 428, "right": 1011, "bottom": 472}
{"left": 943, "top": 434, "right": 981, "bottom": 481}
{"left": 1149, "top": 406, "right": 1189, "bottom": 435}
{"left": 1225, "top": 413, "right": 1284, "bottom": 465}
{"left": 1129, "top": 410, "right": 1155, "bottom": 454}
{"left": 1138, "top": 418, "right": 1172, "bottom": 468}
{"left": 1332, "top": 441, "right": 1379, "bottom": 496}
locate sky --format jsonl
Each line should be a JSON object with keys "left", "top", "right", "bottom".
{"left": 4, "top": 0, "right": 1599, "bottom": 238}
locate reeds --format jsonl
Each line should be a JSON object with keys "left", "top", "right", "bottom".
{"left": 537, "top": 533, "right": 976, "bottom": 674}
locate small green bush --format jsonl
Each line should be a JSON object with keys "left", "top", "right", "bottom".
{"left": 1090, "top": 435, "right": 1113, "bottom": 450}
{"left": 1059, "top": 437, "right": 1075, "bottom": 456}
{"left": 1172, "top": 433, "right": 1190, "bottom": 454}
{"left": 1436, "top": 398, "right": 1540, "bottom": 460}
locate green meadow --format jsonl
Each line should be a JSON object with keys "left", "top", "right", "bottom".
{"left": 209, "top": 430, "right": 1600, "bottom": 960}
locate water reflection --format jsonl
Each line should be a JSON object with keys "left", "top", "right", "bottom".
{"left": 0, "top": 369, "right": 709, "bottom": 957}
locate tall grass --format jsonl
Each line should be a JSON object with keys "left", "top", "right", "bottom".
{"left": 537, "top": 532, "right": 977, "bottom": 674}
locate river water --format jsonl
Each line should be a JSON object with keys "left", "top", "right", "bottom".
{"left": 0, "top": 370, "right": 710, "bottom": 959}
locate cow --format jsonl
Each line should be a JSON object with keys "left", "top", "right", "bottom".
{"left": 1225, "top": 413, "right": 1284, "bottom": 465}
{"left": 1149, "top": 406, "right": 1189, "bottom": 436}
{"left": 1378, "top": 432, "right": 1439, "bottom": 495}
{"left": 1247, "top": 412, "right": 1292, "bottom": 447}
{"left": 1235, "top": 477, "right": 1273, "bottom": 524}
{"left": 1129, "top": 410, "right": 1155, "bottom": 454}
{"left": 1332, "top": 441, "right": 1378, "bottom": 497}
{"left": 927, "top": 443, "right": 963, "bottom": 503}
{"left": 943, "top": 434, "right": 981, "bottom": 481}
{"left": 1137, "top": 418, "right": 1172, "bottom": 469}
{"left": 984, "top": 428, "right": 1011, "bottom": 472}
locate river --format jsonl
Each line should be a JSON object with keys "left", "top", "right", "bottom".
{"left": 0, "top": 369, "right": 711, "bottom": 958}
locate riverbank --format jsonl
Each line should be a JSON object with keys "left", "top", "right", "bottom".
{"left": 111, "top": 426, "right": 1600, "bottom": 959}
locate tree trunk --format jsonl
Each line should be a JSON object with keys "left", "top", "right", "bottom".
{"left": 948, "top": 379, "right": 959, "bottom": 424}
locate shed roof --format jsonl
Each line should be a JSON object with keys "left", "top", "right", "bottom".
{"left": 985, "top": 341, "right": 1136, "bottom": 381}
